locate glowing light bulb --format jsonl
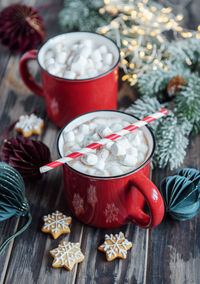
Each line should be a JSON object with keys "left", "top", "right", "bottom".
{"left": 162, "top": 8, "right": 172, "bottom": 13}
{"left": 122, "top": 39, "right": 129, "bottom": 46}
{"left": 111, "top": 21, "right": 120, "bottom": 28}
{"left": 147, "top": 43, "right": 152, "bottom": 49}
{"left": 129, "top": 63, "right": 135, "bottom": 68}
{"left": 176, "top": 14, "right": 183, "bottom": 21}
{"left": 122, "top": 74, "right": 129, "bottom": 81}
{"left": 139, "top": 51, "right": 145, "bottom": 58}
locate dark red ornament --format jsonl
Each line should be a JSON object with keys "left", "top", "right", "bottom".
{"left": 0, "top": 4, "right": 45, "bottom": 53}
{"left": 1, "top": 136, "right": 51, "bottom": 179}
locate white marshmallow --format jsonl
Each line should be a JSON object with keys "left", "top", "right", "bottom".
{"left": 82, "top": 39, "right": 93, "bottom": 49}
{"left": 109, "top": 165, "right": 123, "bottom": 176}
{"left": 87, "top": 68, "right": 98, "bottom": 77}
{"left": 120, "top": 154, "right": 138, "bottom": 167}
{"left": 45, "top": 50, "right": 54, "bottom": 59}
{"left": 111, "top": 138, "right": 131, "bottom": 156}
{"left": 56, "top": 51, "right": 68, "bottom": 64}
{"left": 91, "top": 49, "right": 102, "bottom": 62}
{"left": 63, "top": 70, "right": 76, "bottom": 80}
{"left": 104, "top": 141, "right": 114, "bottom": 151}
{"left": 79, "top": 124, "right": 89, "bottom": 135}
{"left": 63, "top": 131, "right": 75, "bottom": 144}
{"left": 71, "top": 54, "right": 87, "bottom": 74}
{"left": 138, "top": 143, "right": 148, "bottom": 155}
{"left": 70, "top": 144, "right": 81, "bottom": 152}
{"left": 98, "top": 45, "right": 108, "bottom": 54}
{"left": 71, "top": 160, "right": 88, "bottom": 173}
{"left": 94, "top": 160, "right": 105, "bottom": 171}
{"left": 96, "top": 169, "right": 109, "bottom": 176}
{"left": 97, "top": 126, "right": 112, "bottom": 138}
{"left": 103, "top": 53, "right": 113, "bottom": 65}
{"left": 126, "top": 147, "right": 138, "bottom": 157}
{"left": 97, "top": 149, "right": 109, "bottom": 161}
{"left": 102, "top": 64, "right": 110, "bottom": 73}
{"left": 87, "top": 58, "right": 94, "bottom": 69}
{"left": 111, "top": 141, "right": 126, "bottom": 156}
{"left": 87, "top": 167, "right": 97, "bottom": 176}
{"left": 122, "top": 121, "right": 130, "bottom": 127}
{"left": 111, "top": 123, "right": 122, "bottom": 132}
{"left": 96, "top": 61, "right": 103, "bottom": 71}
{"left": 89, "top": 122, "right": 96, "bottom": 131}
{"left": 81, "top": 153, "right": 98, "bottom": 166}
{"left": 76, "top": 133, "right": 84, "bottom": 144}
{"left": 94, "top": 118, "right": 108, "bottom": 125}
{"left": 137, "top": 153, "right": 145, "bottom": 164}
{"left": 91, "top": 133, "right": 100, "bottom": 141}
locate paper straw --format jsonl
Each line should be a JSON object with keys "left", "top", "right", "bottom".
{"left": 40, "top": 109, "right": 168, "bottom": 174}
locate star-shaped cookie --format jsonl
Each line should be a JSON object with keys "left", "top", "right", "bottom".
{"left": 50, "top": 241, "right": 84, "bottom": 271}
{"left": 15, "top": 113, "right": 44, "bottom": 137}
{"left": 41, "top": 211, "right": 72, "bottom": 239}
{"left": 98, "top": 232, "right": 132, "bottom": 261}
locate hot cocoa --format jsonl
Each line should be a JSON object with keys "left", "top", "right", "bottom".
{"left": 62, "top": 116, "right": 149, "bottom": 177}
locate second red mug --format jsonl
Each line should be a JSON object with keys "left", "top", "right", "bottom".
{"left": 57, "top": 110, "right": 165, "bottom": 229}
{"left": 19, "top": 32, "right": 120, "bottom": 127}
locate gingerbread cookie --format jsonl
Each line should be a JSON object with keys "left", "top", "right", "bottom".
{"left": 41, "top": 211, "right": 72, "bottom": 239}
{"left": 98, "top": 232, "right": 132, "bottom": 261}
{"left": 50, "top": 241, "right": 84, "bottom": 271}
{"left": 15, "top": 113, "right": 44, "bottom": 137}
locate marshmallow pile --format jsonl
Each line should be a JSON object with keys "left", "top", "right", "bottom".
{"left": 43, "top": 39, "right": 114, "bottom": 80}
{"left": 62, "top": 117, "right": 149, "bottom": 177}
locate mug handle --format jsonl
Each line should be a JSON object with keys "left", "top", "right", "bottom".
{"left": 128, "top": 172, "right": 164, "bottom": 228}
{"left": 19, "top": 50, "right": 44, "bottom": 98}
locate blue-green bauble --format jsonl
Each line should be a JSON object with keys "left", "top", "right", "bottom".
{"left": 160, "top": 168, "right": 200, "bottom": 221}
{"left": 0, "top": 162, "right": 29, "bottom": 221}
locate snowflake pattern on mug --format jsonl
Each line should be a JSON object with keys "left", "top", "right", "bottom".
{"left": 87, "top": 185, "right": 98, "bottom": 207}
{"left": 72, "top": 193, "right": 84, "bottom": 216}
{"left": 104, "top": 202, "right": 119, "bottom": 223}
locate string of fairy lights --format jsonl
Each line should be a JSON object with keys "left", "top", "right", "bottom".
{"left": 97, "top": 0, "right": 200, "bottom": 85}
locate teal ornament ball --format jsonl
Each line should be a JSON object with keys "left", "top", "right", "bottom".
{"left": 0, "top": 162, "right": 31, "bottom": 254}
{"left": 160, "top": 168, "right": 200, "bottom": 221}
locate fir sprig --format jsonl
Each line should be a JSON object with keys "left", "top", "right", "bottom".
{"left": 59, "top": 0, "right": 111, "bottom": 32}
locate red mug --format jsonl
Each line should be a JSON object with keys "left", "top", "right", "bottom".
{"left": 19, "top": 32, "right": 120, "bottom": 127}
{"left": 57, "top": 110, "right": 164, "bottom": 228}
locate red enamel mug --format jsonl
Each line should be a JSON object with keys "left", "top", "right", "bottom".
{"left": 57, "top": 110, "right": 164, "bottom": 228}
{"left": 19, "top": 32, "right": 120, "bottom": 127}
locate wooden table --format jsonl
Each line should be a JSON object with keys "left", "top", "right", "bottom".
{"left": 0, "top": 0, "right": 200, "bottom": 283}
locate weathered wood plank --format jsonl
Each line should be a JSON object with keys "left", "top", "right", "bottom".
{"left": 75, "top": 224, "right": 148, "bottom": 284}
{"left": 147, "top": 135, "right": 200, "bottom": 284}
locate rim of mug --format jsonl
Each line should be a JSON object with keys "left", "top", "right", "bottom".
{"left": 37, "top": 31, "right": 120, "bottom": 82}
{"left": 57, "top": 110, "right": 156, "bottom": 180}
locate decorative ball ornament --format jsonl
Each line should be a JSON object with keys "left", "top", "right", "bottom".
{"left": 1, "top": 136, "right": 51, "bottom": 179}
{"left": 0, "top": 4, "right": 45, "bottom": 53}
{"left": 160, "top": 168, "right": 200, "bottom": 221}
{"left": 0, "top": 163, "right": 32, "bottom": 255}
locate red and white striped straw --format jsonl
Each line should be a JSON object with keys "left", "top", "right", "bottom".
{"left": 40, "top": 109, "right": 168, "bottom": 174}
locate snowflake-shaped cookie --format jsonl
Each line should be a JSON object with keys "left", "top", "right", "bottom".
{"left": 15, "top": 113, "right": 44, "bottom": 137}
{"left": 98, "top": 232, "right": 132, "bottom": 261}
{"left": 50, "top": 241, "right": 84, "bottom": 271}
{"left": 41, "top": 211, "right": 72, "bottom": 239}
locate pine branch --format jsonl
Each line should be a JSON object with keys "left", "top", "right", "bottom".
{"left": 59, "top": 0, "right": 111, "bottom": 31}
{"left": 126, "top": 97, "right": 166, "bottom": 132}
{"left": 153, "top": 113, "right": 192, "bottom": 170}
{"left": 175, "top": 73, "right": 200, "bottom": 134}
